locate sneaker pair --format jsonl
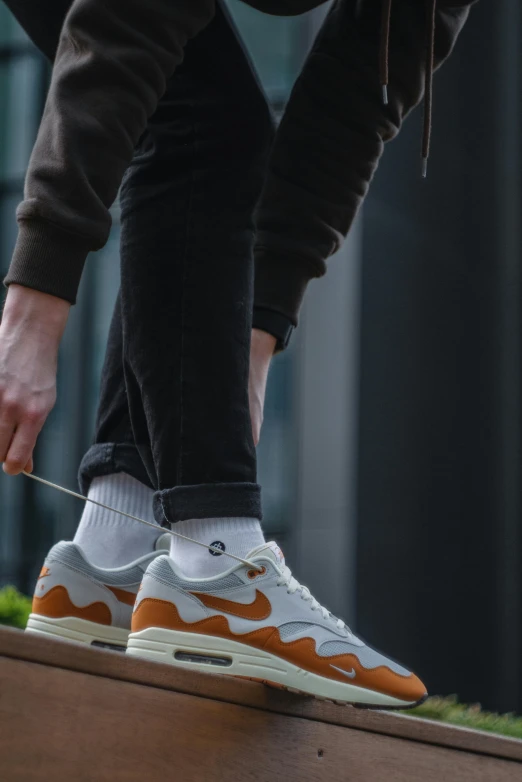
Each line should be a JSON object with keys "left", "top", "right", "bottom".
{"left": 26, "top": 535, "right": 170, "bottom": 649}
{"left": 27, "top": 539, "right": 427, "bottom": 708}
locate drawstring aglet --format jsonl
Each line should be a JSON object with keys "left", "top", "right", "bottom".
{"left": 421, "top": 156, "right": 428, "bottom": 179}
{"left": 382, "top": 84, "right": 389, "bottom": 105}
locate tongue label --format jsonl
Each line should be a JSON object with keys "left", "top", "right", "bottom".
{"left": 266, "top": 541, "right": 285, "bottom": 567}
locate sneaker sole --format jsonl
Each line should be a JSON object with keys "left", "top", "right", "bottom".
{"left": 26, "top": 613, "right": 129, "bottom": 650}
{"left": 236, "top": 676, "right": 428, "bottom": 710}
{"left": 126, "top": 627, "right": 425, "bottom": 709}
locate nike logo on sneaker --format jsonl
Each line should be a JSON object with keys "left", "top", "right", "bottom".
{"left": 38, "top": 566, "right": 51, "bottom": 579}
{"left": 330, "top": 664, "right": 356, "bottom": 679}
{"left": 189, "top": 589, "right": 271, "bottom": 621}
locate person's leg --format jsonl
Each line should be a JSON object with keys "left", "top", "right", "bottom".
{"left": 79, "top": 293, "right": 152, "bottom": 491}
{"left": 2, "top": 0, "right": 164, "bottom": 562}
{"left": 6, "top": 0, "right": 273, "bottom": 571}
{"left": 74, "top": 293, "right": 165, "bottom": 567}
{"left": 118, "top": 1, "right": 274, "bottom": 573}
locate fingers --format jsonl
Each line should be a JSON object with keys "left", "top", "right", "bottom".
{"left": 0, "top": 302, "right": 60, "bottom": 476}
{"left": 0, "top": 416, "right": 16, "bottom": 465}
{"left": 3, "top": 415, "right": 44, "bottom": 476}
{"left": 25, "top": 456, "right": 34, "bottom": 474}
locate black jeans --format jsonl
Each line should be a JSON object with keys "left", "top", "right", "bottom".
{"left": 5, "top": 0, "right": 274, "bottom": 525}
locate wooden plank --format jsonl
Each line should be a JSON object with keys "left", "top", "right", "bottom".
{"left": 1, "top": 627, "right": 521, "bottom": 764}
{"left": 1, "top": 655, "right": 521, "bottom": 782}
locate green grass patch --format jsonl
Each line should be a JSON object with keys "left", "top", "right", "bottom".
{"left": 406, "top": 696, "right": 522, "bottom": 741}
{"left": 0, "top": 585, "right": 32, "bottom": 630}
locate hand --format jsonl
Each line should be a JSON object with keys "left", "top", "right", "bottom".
{"left": 249, "top": 328, "right": 277, "bottom": 446}
{"left": 0, "top": 285, "right": 70, "bottom": 475}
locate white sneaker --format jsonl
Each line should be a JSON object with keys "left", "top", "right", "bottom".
{"left": 126, "top": 542, "right": 427, "bottom": 708}
{"left": 26, "top": 534, "right": 170, "bottom": 649}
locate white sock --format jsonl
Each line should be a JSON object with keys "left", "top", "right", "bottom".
{"left": 73, "top": 473, "right": 162, "bottom": 568}
{"left": 169, "top": 518, "right": 265, "bottom": 577}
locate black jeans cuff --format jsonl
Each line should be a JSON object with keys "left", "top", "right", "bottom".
{"left": 78, "top": 443, "right": 154, "bottom": 495}
{"left": 153, "top": 483, "right": 262, "bottom": 526}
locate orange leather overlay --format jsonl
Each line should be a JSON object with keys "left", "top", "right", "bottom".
{"left": 132, "top": 599, "right": 275, "bottom": 646}
{"left": 105, "top": 585, "right": 137, "bottom": 606}
{"left": 132, "top": 598, "right": 425, "bottom": 702}
{"left": 32, "top": 586, "right": 112, "bottom": 625}
{"left": 263, "top": 633, "right": 426, "bottom": 702}
{"left": 189, "top": 589, "right": 271, "bottom": 621}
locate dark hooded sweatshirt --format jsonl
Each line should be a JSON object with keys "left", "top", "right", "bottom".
{"left": 4, "top": 0, "right": 476, "bottom": 346}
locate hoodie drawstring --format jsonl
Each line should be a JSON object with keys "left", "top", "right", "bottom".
{"left": 375, "top": 0, "right": 437, "bottom": 177}
{"left": 421, "top": 0, "right": 437, "bottom": 177}
{"left": 379, "top": 0, "right": 393, "bottom": 105}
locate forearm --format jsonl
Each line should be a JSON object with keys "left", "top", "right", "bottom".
{"left": 5, "top": 0, "right": 214, "bottom": 304}
{"left": 254, "top": 0, "right": 474, "bottom": 328}
{"left": 2, "top": 285, "right": 70, "bottom": 341}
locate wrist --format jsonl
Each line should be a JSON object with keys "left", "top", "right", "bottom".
{"left": 2, "top": 284, "right": 70, "bottom": 340}
{"left": 251, "top": 328, "right": 277, "bottom": 362}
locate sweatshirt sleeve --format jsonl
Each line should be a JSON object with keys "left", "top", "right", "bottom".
{"left": 4, "top": 0, "right": 214, "bottom": 303}
{"left": 253, "top": 0, "right": 475, "bottom": 327}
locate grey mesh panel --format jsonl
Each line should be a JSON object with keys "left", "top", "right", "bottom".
{"left": 318, "top": 640, "right": 411, "bottom": 676}
{"left": 278, "top": 622, "right": 315, "bottom": 640}
{"left": 47, "top": 542, "right": 144, "bottom": 586}
{"left": 148, "top": 556, "right": 243, "bottom": 592}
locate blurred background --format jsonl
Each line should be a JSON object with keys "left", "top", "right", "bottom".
{"left": 0, "top": 0, "right": 521, "bottom": 715}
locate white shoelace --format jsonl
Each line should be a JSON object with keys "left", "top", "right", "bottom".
{"left": 22, "top": 471, "right": 261, "bottom": 570}
{"left": 276, "top": 564, "right": 347, "bottom": 632}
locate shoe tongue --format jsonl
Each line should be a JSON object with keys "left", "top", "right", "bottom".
{"left": 154, "top": 532, "right": 171, "bottom": 552}
{"left": 248, "top": 541, "right": 285, "bottom": 568}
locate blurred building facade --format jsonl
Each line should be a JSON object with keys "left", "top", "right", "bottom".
{"left": 1, "top": 1, "right": 521, "bottom": 714}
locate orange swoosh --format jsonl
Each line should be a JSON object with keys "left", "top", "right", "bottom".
{"left": 105, "top": 585, "right": 137, "bottom": 607}
{"left": 189, "top": 589, "right": 271, "bottom": 621}
{"left": 38, "top": 566, "right": 51, "bottom": 579}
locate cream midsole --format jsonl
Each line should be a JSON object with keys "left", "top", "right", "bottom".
{"left": 26, "top": 613, "right": 129, "bottom": 647}
{"left": 127, "top": 627, "right": 417, "bottom": 707}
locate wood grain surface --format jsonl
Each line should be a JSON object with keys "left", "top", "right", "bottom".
{"left": 1, "top": 627, "right": 521, "bottom": 781}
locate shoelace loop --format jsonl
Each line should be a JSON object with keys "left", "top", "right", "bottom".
{"left": 276, "top": 564, "right": 348, "bottom": 632}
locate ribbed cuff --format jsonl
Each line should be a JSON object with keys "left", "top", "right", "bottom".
{"left": 4, "top": 220, "right": 91, "bottom": 304}
{"left": 154, "top": 483, "right": 263, "bottom": 526}
{"left": 78, "top": 443, "right": 155, "bottom": 495}
{"left": 254, "top": 249, "right": 320, "bottom": 327}
{"left": 252, "top": 307, "right": 294, "bottom": 353}
{"left": 172, "top": 517, "right": 262, "bottom": 537}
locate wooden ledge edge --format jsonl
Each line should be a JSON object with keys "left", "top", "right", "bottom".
{"left": 1, "top": 626, "right": 521, "bottom": 762}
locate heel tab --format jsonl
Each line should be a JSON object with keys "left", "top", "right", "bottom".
{"left": 46, "top": 540, "right": 87, "bottom": 563}
{"left": 144, "top": 554, "right": 175, "bottom": 580}
{"left": 45, "top": 540, "right": 108, "bottom": 573}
